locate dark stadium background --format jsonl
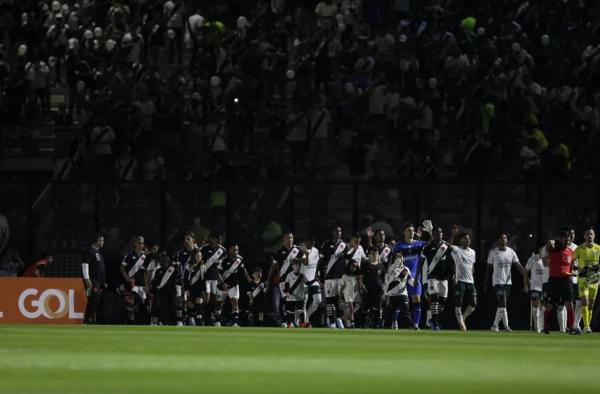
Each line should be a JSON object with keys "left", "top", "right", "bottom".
{"left": 2, "top": 0, "right": 600, "bottom": 330}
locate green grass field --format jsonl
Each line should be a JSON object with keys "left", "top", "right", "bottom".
{"left": 0, "top": 326, "right": 599, "bottom": 394}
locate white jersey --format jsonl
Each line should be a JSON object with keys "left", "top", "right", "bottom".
{"left": 347, "top": 245, "right": 366, "bottom": 266}
{"left": 487, "top": 246, "right": 520, "bottom": 286}
{"left": 384, "top": 261, "right": 411, "bottom": 296}
{"left": 301, "top": 246, "right": 319, "bottom": 282}
{"left": 284, "top": 271, "right": 305, "bottom": 301}
{"left": 451, "top": 247, "right": 476, "bottom": 284}
{"left": 525, "top": 253, "right": 547, "bottom": 292}
{"left": 569, "top": 242, "right": 577, "bottom": 284}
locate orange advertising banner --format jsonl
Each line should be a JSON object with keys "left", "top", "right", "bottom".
{"left": 0, "top": 278, "right": 87, "bottom": 324}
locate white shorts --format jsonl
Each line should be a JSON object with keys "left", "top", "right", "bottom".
{"left": 427, "top": 279, "right": 448, "bottom": 298}
{"left": 341, "top": 275, "right": 361, "bottom": 303}
{"left": 132, "top": 286, "right": 147, "bottom": 301}
{"left": 324, "top": 278, "right": 343, "bottom": 298}
{"left": 217, "top": 284, "right": 240, "bottom": 301}
{"left": 205, "top": 280, "right": 219, "bottom": 294}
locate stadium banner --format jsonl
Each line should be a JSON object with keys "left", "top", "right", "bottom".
{"left": 0, "top": 278, "right": 87, "bottom": 324}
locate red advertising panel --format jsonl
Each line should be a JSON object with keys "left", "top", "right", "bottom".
{"left": 0, "top": 278, "right": 87, "bottom": 324}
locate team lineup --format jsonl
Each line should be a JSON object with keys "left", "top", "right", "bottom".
{"left": 81, "top": 223, "right": 600, "bottom": 333}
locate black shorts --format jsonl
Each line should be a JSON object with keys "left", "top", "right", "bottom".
{"left": 547, "top": 277, "right": 573, "bottom": 304}
{"left": 365, "top": 288, "right": 383, "bottom": 309}
{"left": 188, "top": 282, "right": 205, "bottom": 299}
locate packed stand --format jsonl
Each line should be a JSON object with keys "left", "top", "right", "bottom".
{"left": 1, "top": 0, "right": 600, "bottom": 181}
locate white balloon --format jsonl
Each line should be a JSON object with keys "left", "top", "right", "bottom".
{"left": 210, "top": 76, "right": 221, "bottom": 87}
{"left": 286, "top": 69, "right": 295, "bottom": 79}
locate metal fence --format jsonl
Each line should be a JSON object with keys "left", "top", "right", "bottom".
{"left": 1, "top": 181, "right": 599, "bottom": 268}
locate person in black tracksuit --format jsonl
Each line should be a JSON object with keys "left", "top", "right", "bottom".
{"left": 82, "top": 234, "right": 106, "bottom": 324}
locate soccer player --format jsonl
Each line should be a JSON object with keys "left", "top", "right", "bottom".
{"left": 267, "top": 231, "right": 305, "bottom": 324}
{"left": 217, "top": 243, "right": 252, "bottom": 327}
{"left": 566, "top": 228, "right": 580, "bottom": 331}
{"left": 359, "top": 246, "right": 385, "bottom": 328}
{"left": 423, "top": 227, "right": 453, "bottom": 330}
{"left": 318, "top": 225, "right": 348, "bottom": 328}
{"left": 392, "top": 223, "right": 428, "bottom": 330}
{"left": 201, "top": 233, "right": 227, "bottom": 326}
{"left": 484, "top": 233, "right": 525, "bottom": 332}
{"left": 543, "top": 230, "right": 578, "bottom": 335}
{"left": 152, "top": 252, "right": 178, "bottom": 325}
{"left": 120, "top": 236, "right": 148, "bottom": 304}
{"left": 450, "top": 232, "right": 477, "bottom": 331}
{"left": 573, "top": 227, "right": 600, "bottom": 333}
{"left": 301, "top": 236, "right": 321, "bottom": 327}
{"left": 172, "top": 232, "right": 198, "bottom": 326}
{"left": 247, "top": 267, "right": 267, "bottom": 326}
{"left": 524, "top": 246, "right": 547, "bottom": 333}
{"left": 282, "top": 258, "right": 305, "bottom": 328}
{"left": 367, "top": 228, "right": 393, "bottom": 269}
{"left": 82, "top": 234, "right": 106, "bottom": 324}
{"left": 186, "top": 249, "right": 205, "bottom": 326}
{"left": 382, "top": 253, "right": 413, "bottom": 329}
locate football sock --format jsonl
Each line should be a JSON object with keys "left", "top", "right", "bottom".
{"left": 532, "top": 306, "right": 540, "bottom": 331}
{"left": 463, "top": 305, "right": 475, "bottom": 320}
{"left": 326, "top": 303, "right": 335, "bottom": 324}
{"left": 582, "top": 305, "right": 591, "bottom": 328}
{"left": 430, "top": 302, "right": 439, "bottom": 326}
{"left": 412, "top": 304, "right": 421, "bottom": 327}
{"left": 306, "top": 295, "right": 320, "bottom": 319}
{"left": 566, "top": 303, "right": 575, "bottom": 329}
{"left": 557, "top": 306, "right": 566, "bottom": 332}
{"left": 454, "top": 307, "right": 464, "bottom": 327}
{"left": 500, "top": 307, "right": 509, "bottom": 328}
{"left": 575, "top": 300, "right": 582, "bottom": 328}
{"left": 493, "top": 308, "right": 501, "bottom": 327}
{"left": 544, "top": 308, "right": 553, "bottom": 330}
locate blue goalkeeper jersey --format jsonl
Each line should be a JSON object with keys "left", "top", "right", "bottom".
{"left": 393, "top": 240, "right": 427, "bottom": 279}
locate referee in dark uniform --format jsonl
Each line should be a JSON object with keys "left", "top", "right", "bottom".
{"left": 82, "top": 234, "right": 106, "bottom": 324}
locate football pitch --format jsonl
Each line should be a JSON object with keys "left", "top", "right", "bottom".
{"left": 1, "top": 326, "right": 599, "bottom": 394}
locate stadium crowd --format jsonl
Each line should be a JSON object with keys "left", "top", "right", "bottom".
{"left": 78, "top": 221, "right": 600, "bottom": 335}
{"left": 1, "top": 0, "right": 600, "bottom": 181}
